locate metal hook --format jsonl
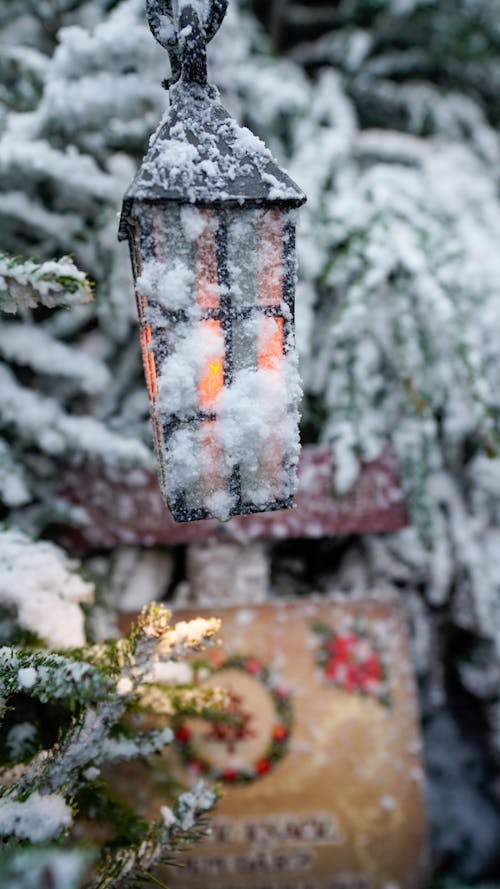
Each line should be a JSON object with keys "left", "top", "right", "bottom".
{"left": 146, "top": 0, "right": 228, "bottom": 89}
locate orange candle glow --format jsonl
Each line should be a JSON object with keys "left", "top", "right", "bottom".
{"left": 258, "top": 316, "right": 284, "bottom": 373}
{"left": 199, "top": 319, "right": 224, "bottom": 409}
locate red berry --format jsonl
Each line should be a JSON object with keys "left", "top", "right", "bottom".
{"left": 246, "top": 658, "right": 262, "bottom": 675}
{"left": 273, "top": 725, "right": 288, "bottom": 742}
{"left": 256, "top": 759, "right": 271, "bottom": 774}
{"left": 365, "top": 655, "right": 383, "bottom": 681}
{"left": 222, "top": 768, "right": 237, "bottom": 782}
{"left": 210, "top": 650, "right": 226, "bottom": 668}
{"left": 175, "top": 726, "right": 190, "bottom": 744}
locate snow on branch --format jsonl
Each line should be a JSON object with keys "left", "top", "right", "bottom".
{"left": 0, "top": 323, "right": 111, "bottom": 395}
{"left": 92, "top": 781, "right": 218, "bottom": 889}
{"left": 0, "top": 253, "right": 93, "bottom": 314}
{"left": 0, "top": 601, "right": 222, "bottom": 889}
{"left": 0, "top": 364, "right": 153, "bottom": 467}
{"left": 98, "top": 727, "right": 174, "bottom": 763}
{"left": 95, "top": 781, "right": 218, "bottom": 889}
{"left": 0, "top": 438, "right": 30, "bottom": 507}
{"left": 139, "top": 609, "right": 222, "bottom": 660}
{"left": 0, "top": 137, "right": 118, "bottom": 203}
{"left": 0, "top": 647, "right": 113, "bottom": 706}
{"left": 0, "top": 528, "right": 94, "bottom": 649}
{"left": 0, "top": 793, "right": 72, "bottom": 843}
{"left": 6, "top": 604, "right": 221, "bottom": 797}
{"left": 139, "top": 681, "right": 228, "bottom": 717}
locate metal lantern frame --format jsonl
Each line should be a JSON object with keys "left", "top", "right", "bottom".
{"left": 119, "top": 0, "right": 306, "bottom": 523}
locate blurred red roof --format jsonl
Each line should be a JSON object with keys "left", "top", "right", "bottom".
{"left": 58, "top": 444, "right": 408, "bottom": 549}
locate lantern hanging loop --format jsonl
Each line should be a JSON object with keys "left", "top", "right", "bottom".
{"left": 146, "top": 0, "right": 228, "bottom": 88}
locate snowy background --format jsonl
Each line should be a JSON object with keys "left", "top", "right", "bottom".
{"left": 1, "top": 0, "right": 500, "bottom": 884}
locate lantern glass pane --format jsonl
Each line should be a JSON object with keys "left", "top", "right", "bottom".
{"left": 227, "top": 212, "right": 258, "bottom": 306}
{"left": 132, "top": 203, "right": 300, "bottom": 522}
{"left": 257, "top": 209, "right": 284, "bottom": 307}
{"left": 157, "top": 321, "right": 203, "bottom": 416}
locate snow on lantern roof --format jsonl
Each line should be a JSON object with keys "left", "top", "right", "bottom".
{"left": 118, "top": 80, "right": 306, "bottom": 241}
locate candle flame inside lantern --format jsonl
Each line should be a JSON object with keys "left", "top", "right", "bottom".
{"left": 197, "top": 211, "right": 224, "bottom": 412}
{"left": 199, "top": 319, "right": 224, "bottom": 409}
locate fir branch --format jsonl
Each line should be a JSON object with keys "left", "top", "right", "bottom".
{"left": 0, "top": 437, "right": 30, "bottom": 507}
{"left": 93, "top": 781, "right": 218, "bottom": 889}
{"left": 0, "top": 364, "right": 153, "bottom": 468}
{"left": 138, "top": 683, "right": 228, "bottom": 718}
{"left": 0, "top": 647, "right": 114, "bottom": 707}
{"left": 0, "top": 254, "right": 93, "bottom": 314}
{"left": 8, "top": 605, "right": 221, "bottom": 801}
{"left": 0, "top": 323, "right": 111, "bottom": 395}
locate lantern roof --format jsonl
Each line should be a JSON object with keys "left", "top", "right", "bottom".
{"left": 119, "top": 81, "right": 306, "bottom": 240}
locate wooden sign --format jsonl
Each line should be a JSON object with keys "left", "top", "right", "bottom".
{"left": 58, "top": 445, "right": 407, "bottom": 549}
{"left": 156, "top": 597, "right": 427, "bottom": 889}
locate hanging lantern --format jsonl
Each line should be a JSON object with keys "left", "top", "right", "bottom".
{"left": 119, "top": 0, "right": 306, "bottom": 523}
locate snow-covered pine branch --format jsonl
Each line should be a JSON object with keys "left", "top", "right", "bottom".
{"left": 0, "top": 598, "right": 222, "bottom": 889}
{"left": 95, "top": 781, "right": 218, "bottom": 889}
{"left": 0, "top": 647, "right": 113, "bottom": 706}
{"left": 0, "top": 363, "right": 153, "bottom": 467}
{"left": 0, "top": 528, "right": 94, "bottom": 649}
{"left": 0, "top": 253, "right": 93, "bottom": 314}
{"left": 0, "top": 323, "right": 111, "bottom": 395}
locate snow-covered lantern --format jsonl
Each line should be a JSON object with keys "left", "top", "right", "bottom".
{"left": 119, "top": 0, "right": 306, "bottom": 523}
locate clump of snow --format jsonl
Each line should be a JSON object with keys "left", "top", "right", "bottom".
{"left": 0, "top": 324, "right": 110, "bottom": 395}
{"left": 139, "top": 257, "right": 196, "bottom": 313}
{"left": 0, "top": 438, "right": 31, "bottom": 507}
{"left": 149, "top": 660, "right": 193, "bottom": 685}
{"left": 175, "top": 780, "right": 217, "bottom": 832}
{"left": 160, "top": 804, "right": 176, "bottom": 827}
{"left": 158, "top": 317, "right": 225, "bottom": 417}
{"left": 116, "top": 676, "right": 134, "bottom": 696}
{"left": 131, "top": 80, "right": 305, "bottom": 206}
{"left": 0, "top": 528, "right": 94, "bottom": 649}
{"left": 0, "top": 254, "right": 92, "bottom": 314}
{"left": 156, "top": 616, "right": 220, "bottom": 658}
{"left": 0, "top": 792, "right": 72, "bottom": 842}
{"left": 17, "top": 667, "right": 37, "bottom": 689}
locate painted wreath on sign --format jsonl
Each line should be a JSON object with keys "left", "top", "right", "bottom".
{"left": 312, "top": 621, "right": 391, "bottom": 706}
{"left": 173, "top": 653, "right": 293, "bottom": 784}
